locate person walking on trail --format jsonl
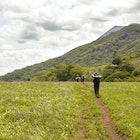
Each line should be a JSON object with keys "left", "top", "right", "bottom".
{"left": 92, "top": 73, "right": 102, "bottom": 98}
{"left": 75, "top": 74, "right": 81, "bottom": 82}
{"left": 81, "top": 75, "right": 85, "bottom": 82}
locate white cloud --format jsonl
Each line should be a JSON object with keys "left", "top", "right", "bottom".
{"left": 0, "top": 0, "right": 140, "bottom": 76}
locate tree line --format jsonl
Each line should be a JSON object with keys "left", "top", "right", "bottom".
{"left": 31, "top": 64, "right": 84, "bottom": 81}
{"left": 31, "top": 60, "right": 140, "bottom": 82}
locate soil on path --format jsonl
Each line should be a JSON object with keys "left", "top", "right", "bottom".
{"left": 96, "top": 98, "right": 126, "bottom": 140}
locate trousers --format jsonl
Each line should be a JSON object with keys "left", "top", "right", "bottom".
{"left": 94, "top": 84, "right": 99, "bottom": 97}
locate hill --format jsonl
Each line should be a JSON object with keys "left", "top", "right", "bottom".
{"left": 0, "top": 23, "right": 140, "bottom": 81}
{"left": 58, "top": 23, "right": 140, "bottom": 66}
{"left": 99, "top": 25, "right": 124, "bottom": 39}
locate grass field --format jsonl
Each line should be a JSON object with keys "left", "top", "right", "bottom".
{"left": 100, "top": 82, "right": 140, "bottom": 140}
{"left": 0, "top": 82, "right": 108, "bottom": 140}
{"left": 0, "top": 82, "right": 139, "bottom": 140}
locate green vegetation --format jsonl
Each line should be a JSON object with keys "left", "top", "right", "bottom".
{"left": 0, "top": 82, "right": 108, "bottom": 140}
{"left": 1, "top": 60, "right": 139, "bottom": 82}
{"left": 0, "top": 24, "right": 140, "bottom": 82}
{"left": 0, "top": 82, "right": 140, "bottom": 139}
{"left": 28, "top": 60, "right": 140, "bottom": 82}
{"left": 101, "top": 61, "right": 136, "bottom": 82}
{"left": 31, "top": 64, "right": 84, "bottom": 82}
{"left": 59, "top": 23, "right": 140, "bottom": 66}
{"left": 100, "top": 82, "right": 140, "bottom": 139}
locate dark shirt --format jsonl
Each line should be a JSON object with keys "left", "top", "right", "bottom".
{"left": 93, "top": 78, "right": 100, "bottom": 85}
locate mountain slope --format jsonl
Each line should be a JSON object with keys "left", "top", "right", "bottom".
{"left": 99, "top": 26, "right": 124, "bottom": 39}
{"left": 56, "top": 24, "right": 140, "bottom": 66}
{"left": 1, "top": 23, "right": 140, "bottom": 81}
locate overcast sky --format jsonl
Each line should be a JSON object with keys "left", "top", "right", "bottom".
{"left": 0, "top": 0, "right": 140, "bottom": 76}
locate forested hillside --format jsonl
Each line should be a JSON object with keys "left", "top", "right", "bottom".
{"left": 57, "top": 24, "right": 140, "bottom": 66}
{"left": 0, "top": 24, "right": 140, "bottom": 81}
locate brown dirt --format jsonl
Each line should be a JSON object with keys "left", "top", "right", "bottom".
{"left": 96, "top": 98, "right": 126, "bottom": 140}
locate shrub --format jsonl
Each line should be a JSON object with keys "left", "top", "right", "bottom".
{"left": 119, "top": 63, "right": 135, "bottom": 73}
{"left": 105, "top": 71, "right": 132, "bottom": 82}
{"left": 101, "top": 65, "right": 115, "bottom": 79}
{"left": 133, "top": 68, "right": 140, "bottom": 76}
{"left": 112, "top": 57, "right": 121, "bottom": 66}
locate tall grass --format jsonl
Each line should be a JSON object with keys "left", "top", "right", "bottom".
{"left": 100, "top": 82, "right": 140, "bottom": 140}
{"left": 0, "top": 82, "right": 108, "bottom": 140}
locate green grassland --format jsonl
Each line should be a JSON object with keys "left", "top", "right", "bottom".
{"left": 0, "top": 82, "right": 140, "bottom": 140}
{"left": 100, "top": 82, "right": 140, "bottom": 140}
{"left": 0, "top": 82, "right": 108, "bottom": 140}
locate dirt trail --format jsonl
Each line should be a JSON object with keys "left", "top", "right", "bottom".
{"left": 96, "top": 98, "right": 126, "bottom": 140}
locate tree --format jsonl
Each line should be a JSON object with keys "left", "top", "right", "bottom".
{"left": 31, "top": 63, "right": 84, "bottom": 81}
{"left": 112, "top": 51, "right": 121, "bottom": 66}
{"left": 112, "top": 57, "right": 121, "bottom": 66}
{"left": 69, "top": 65, "right": 83, "bottom": 80}
{"left": 31, "top": 70, "right": 48, "bottom": 81}
{"left": 101, "top": 65, "right": 115, "bottom": 79}
{"left": 55, "top": 64, "right": 68, "bottom": 81}
{"left": 105, "top": 71, "right": 132, "bottom": 82}
{"left": 133, "top": 68, "right": 140, "bottom": 77}
{"left": 120, "top": 62, "right": 135, "bottom": 72}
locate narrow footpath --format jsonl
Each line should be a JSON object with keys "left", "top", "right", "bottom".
{"left": 96, "top": 98, "right": 126, "bottom": 140}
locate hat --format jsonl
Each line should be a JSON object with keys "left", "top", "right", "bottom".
{"left": 92, "top": 73, "right": 102, "bottom": 78}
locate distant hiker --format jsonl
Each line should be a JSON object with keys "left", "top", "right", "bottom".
{"left": 81, "top": 75, "right": 85, "bottom": 82}
{"left": 75, "top": 75, "right": 81, "bottom": 82}
{"left": 92, "top": 73, "right": 102, "bottom": 98}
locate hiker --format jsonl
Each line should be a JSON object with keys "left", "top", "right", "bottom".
{"left": 81, "top": 75, "right": 85, "bottom": 82}
{"left": 75, "top": 75, "right": 81, "bottom": 82}
{"left": 92, "top": 73, "right": 102, "bottom": 98}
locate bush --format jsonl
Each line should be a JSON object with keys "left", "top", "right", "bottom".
{"left": 112, "top": 57, "right": 121, "bottom": 65}
{"left": 133, "top": 68, "right": 140, "bottom": 76}
{"left": 105, "top": 71, "right": 132, "bottom": 82}
{"left": 31, "top": 64, "right": 84, "bottom": 81}
{"left": 101, "top": 65, "right": 115, "bottom": 79}
{"left": 119, "top": 63, "right": 135, "bottom": 73}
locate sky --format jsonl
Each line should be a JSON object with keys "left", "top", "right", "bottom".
{"left": 0, "top": 0, "right": 140, "bottom": 76}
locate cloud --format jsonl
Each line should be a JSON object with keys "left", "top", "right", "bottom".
{"left": 19, "top": 24, "right": 40, "bottom": 42}
{"left": 77, "top": 0, "right": 100, "bottom": 5}
{"left": 0, "top": 0, "right": 140, "bottom": 76}
{"left": 128, "top": 0, "right": 140, "bottom": 13}
{"left": 39, "top": 20, "right": 80, "bottom": 31}
{"left": 106, "top": 8, "right": 121, "bottom": 17}
{"left": 40, "top": 21, "right": 63, "bottom": 31}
